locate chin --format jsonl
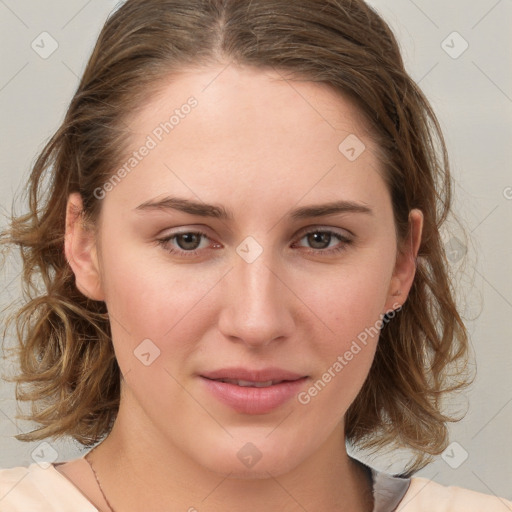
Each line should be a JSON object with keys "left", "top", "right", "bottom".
{"left": 191, "top": 433, "right": 306, "bottom": 480}
{"left": 205, "top": 454, "right": 299, "bottom": 481}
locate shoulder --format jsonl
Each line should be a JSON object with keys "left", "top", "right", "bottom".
{"left": 396, "top": 476, "right": 512, "bottom": 512}
{"left": 357, "top": 455, "right": 512, "bottom": 512}
{"left": 0, "top": 463, "right": 97, "bottom": 512}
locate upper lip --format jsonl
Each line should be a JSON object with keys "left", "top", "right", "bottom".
{"left": 201, "top": 367, "right": 306, "bottom": 383}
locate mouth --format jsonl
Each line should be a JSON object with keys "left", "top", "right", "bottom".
{"left": 199, "top": 368, "right": 309, "bottom": 414}
{"left": 200, "top": 366, "right": 306, "bottom": 383}
{"left": 205, "top": 378, "right": 295, "bottom": 388}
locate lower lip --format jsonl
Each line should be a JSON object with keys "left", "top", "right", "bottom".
{"left": 200, "top": 376, "right": 308, "bottom": 414}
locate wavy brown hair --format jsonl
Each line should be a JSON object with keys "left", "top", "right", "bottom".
{"left": 1, "top": 0, "right": 472, "bottom": 475}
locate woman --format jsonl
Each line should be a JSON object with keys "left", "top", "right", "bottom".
{"left": 1, "top": 0, "right": 510, "bottom": 510}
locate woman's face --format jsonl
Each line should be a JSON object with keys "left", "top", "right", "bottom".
{"left": 67, "top": 64, "right": 422, "bottom": 478}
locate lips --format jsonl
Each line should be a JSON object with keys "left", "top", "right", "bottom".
{"left": 201, "top": 367, "right": 305, "bottom": 383}
{"left": 200, "top": 367, "right": 308, "bottom": 414}
{"left": 213, "top": 379, "right": 278, "bottom": 387}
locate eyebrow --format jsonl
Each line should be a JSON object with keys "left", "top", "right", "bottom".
{"left": 133, "top": 196, "right": 374, "bottom": 220}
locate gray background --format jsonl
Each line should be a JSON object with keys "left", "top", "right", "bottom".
{"left": 1, "top": 0, "right": 511, "bottom": 501}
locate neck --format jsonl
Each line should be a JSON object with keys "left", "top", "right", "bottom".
{"left": 90, "top": 393, "right": 373, "bottom": 512}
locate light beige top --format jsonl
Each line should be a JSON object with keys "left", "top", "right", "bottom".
{"left": 1, "top": 455, "right": 511, "bottom": 511}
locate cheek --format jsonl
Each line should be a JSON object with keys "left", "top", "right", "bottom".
{"left": 102, "top": 232, "right": 216, "bottom": 318}
{"left": 298, "top": 255, "right": 393, "bottom": 344}
{"left": 99, "top": 245, "right": 225, "bottom": 369}
{"left": 292, "top": 252, "right": 393, "bottom": 398}
{"left": 295, "top": 281, "right": 383, "bottom": 426}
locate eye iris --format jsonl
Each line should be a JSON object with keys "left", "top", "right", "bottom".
{"left": 176, "top": 233, "right": 202, "bottom": 250}
{"left": 307, "top": 232, "right": 331, "bottom": 249}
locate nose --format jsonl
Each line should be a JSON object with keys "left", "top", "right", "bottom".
{"left": 217, "top": 252, "right": 295, "bottom": 348}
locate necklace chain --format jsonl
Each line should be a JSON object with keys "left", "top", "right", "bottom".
{"left": 84, "top": 448, "right": 374, "bottom": 512}
{"left": 85, "top": 448, "right": 116, "bottom": 512}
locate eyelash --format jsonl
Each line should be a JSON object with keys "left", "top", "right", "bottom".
{"left": 292, "top": 228, "right": 353, "bottom": 255}
{"left": 157, "top": 228, "right": 353, "bottom": 258}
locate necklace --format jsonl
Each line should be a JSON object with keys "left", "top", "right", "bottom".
{"left": 84, "top": 448, "right": 374, "bottom": 512}
{"left": 84, "top": 448, "right": 116, "bottom": 512}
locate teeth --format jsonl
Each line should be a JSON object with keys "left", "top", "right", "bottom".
{"left": 238, "top": 379, "right": 274, "bottom": 387}
{"left": 219, "top": 379, "right": 278, "bottom": 387}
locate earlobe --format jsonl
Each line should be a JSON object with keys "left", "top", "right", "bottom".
{"left": 64, "top": 192, "right": 105, "bottom": 301}
{"left": 383, "top": 209, "right": 424, "bottom": 313}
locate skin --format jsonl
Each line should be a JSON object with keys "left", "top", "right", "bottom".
{"left": 60, "top": 63, "right": 423, "bottom": 512}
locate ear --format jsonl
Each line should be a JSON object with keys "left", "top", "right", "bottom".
{"left": 64, "top": 192, "right": 105, "bottom": 301}
{"left": 383, "top": 209, "right": 423, "bottom": 314}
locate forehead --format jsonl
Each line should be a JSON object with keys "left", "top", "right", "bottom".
{"left": 128, "top": 64, "right": 373, "bottom": 146}
{"left": 104, "top": 64, "right": 388, "bottom": 217}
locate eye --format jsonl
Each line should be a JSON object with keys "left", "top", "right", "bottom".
{"left": 157, "top": 230, "right": 221, "bottom": 257}
{"left": 156, "top": 227, "right": 353, "bottom": 259}
{"left": 292, "top": 228, "right": 353, "bottom": 255}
